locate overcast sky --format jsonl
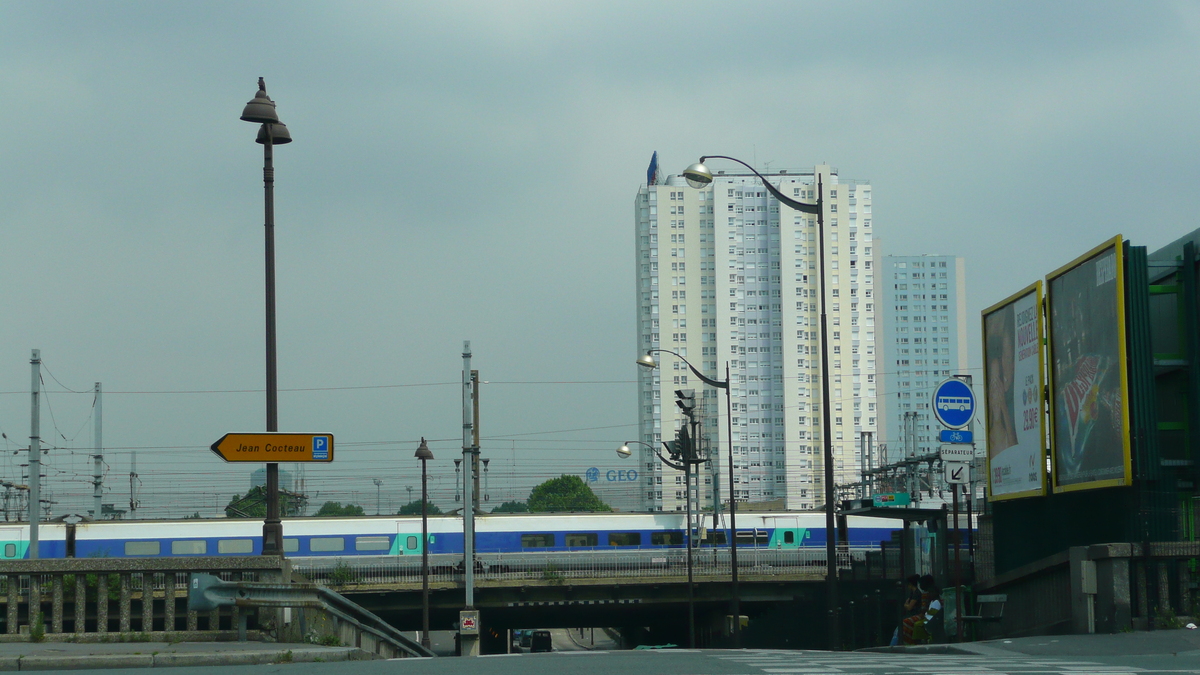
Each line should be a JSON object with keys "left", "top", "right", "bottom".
{"left": 2, "top": 1, "right": 1198, "bottom": 519}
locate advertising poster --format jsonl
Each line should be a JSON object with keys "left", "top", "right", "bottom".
{"left": 982, "top": 282, "right": 1046, "bottom": 500}
{"left": 1046, "top": 236, "right": 1131, "bottom": 492}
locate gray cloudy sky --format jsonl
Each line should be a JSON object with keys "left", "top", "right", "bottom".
{"left": 2, "top": 1, "right": 1197, "bottom": 518}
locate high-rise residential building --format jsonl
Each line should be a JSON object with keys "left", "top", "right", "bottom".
{"left": 878, "top": 255, "right": 969, "bottom": 464}
{"left": 634, "top": 162, "right": 879, "bottom": 512}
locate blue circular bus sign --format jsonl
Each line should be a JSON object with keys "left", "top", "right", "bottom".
{"left": 931, "top": 378, "right": 975, "bottom": 429}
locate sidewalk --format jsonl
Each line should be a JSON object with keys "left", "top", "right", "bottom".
{"left": 0, "top": 640, "right": 374, "bottom": 671}
{"left": 864, "top": 629, "right": 1200, "bottom": 657}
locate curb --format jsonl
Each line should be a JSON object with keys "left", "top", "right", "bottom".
{"left": 0, "top": 647, "right": 367, "bottom": 671}
{"left": 859, "top": 643, "right": 1014, "bottom": 656}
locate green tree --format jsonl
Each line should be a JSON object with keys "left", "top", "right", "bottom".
{"left": 491, "top": 500, "right": 529, "bottom": 513}
{"left": 527, "top": 475, "right": 611, "bottom": 513}
{"left": 314, "top": 501, "right": 366, "bottom": 517}
{"left": 396, "top": 499, "right": 442, "bottom": 516}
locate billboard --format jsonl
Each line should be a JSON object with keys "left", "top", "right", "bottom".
{"left": 1046, "top": 235, "right": 1131, "bottom": 493}
{"left": 982, "top": 281, "right": 1046, "bottom": 501}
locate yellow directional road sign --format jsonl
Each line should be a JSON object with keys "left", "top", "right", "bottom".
{"left": 210, "top": 433, "right": 334, "bottom": 463}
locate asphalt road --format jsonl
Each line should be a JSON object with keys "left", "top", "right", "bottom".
{"left": 6, "top": 629, "right": 1200, "bottom": 674}
{"left": 18, "top": 644, "right": 1200, "bottom": 675}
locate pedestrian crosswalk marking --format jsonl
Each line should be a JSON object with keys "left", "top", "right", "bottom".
{"left": 704, "top": 650, "right": 1157, "bottom": 675}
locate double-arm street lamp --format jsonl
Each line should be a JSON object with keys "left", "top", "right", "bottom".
{"left": 240, "top": 79, "right": 292, "bottom": 556}
{"left": 617, "top": 436, "right": 705, "bottom": 648}
{"left": 634, "top": 348, "right": 741, "bottom": 648}
{"left": 681, "top": 157, "right": 840, "bottom": 649}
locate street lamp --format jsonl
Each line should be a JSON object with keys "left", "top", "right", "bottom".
{"left": 481, "top": 458, "right": 490, "bottom": 503}
{"left": 682, "top": 155, "right": 839, "bottom": 649}
{"left": 415, "top": 437, "right": 434, "bottom": 650}
{"left": 637, "top": 348, "right": 741, "bottom": 647}
{"left": 240, "top": 78, "right": 292, "bottom": 557}
{"left": 617, "top": 437, "right": 704, "bottom": 648}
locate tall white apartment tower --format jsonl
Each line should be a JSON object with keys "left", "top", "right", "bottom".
{"left": 634, "top": 161, "right": 879, "bottom": 512}
{"left": 878, "top": 255, "right": 969, "bottom": 464}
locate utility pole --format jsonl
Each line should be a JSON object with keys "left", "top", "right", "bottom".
{"left": 29, "top": 350, "right": 41, "bottom": 559}
{"left": 471, "top": 369, "right": 482, "bottom": 507}
{"left": 460, "top": 341, "right": 480, "bottom": 656}
{"left": 93, "top": 383, "right": 103, "bottom": 519}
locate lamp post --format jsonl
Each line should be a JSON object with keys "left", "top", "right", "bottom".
{"left": 634, "top": 347, "right": 741, "bottom": 648}
{"left": 239, "top": 78, "right": 292, "bottom": 556}
{"left": 415, "top": 437, "right": 434, "bottom": 650}
{"left": 681, "top": 156, "right": 839, "bottom": 649}
{"left": 617, "top": 437, "right": 704, "bottom": 648}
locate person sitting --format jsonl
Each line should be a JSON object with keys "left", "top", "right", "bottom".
{"left": 900, "top": 575, "right": 943, "bottom": 645}
{"left": 890, "top": 575, "right": 922, "bottom": 646}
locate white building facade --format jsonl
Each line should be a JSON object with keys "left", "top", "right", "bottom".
{"left": 634, "top": 164, "right": 879, "bottom": 512}
{"left": 877, "top": 255, "right": 969, "bottom": 464}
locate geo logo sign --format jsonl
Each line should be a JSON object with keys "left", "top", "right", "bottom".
{"left": 931, "top": 378, "right": 975, "bottom": 430}
{"left": 586, "top": 467, "right": 639, "bottom": 483}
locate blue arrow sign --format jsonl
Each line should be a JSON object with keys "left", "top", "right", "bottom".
{"left": 939, "top": 429, "right": 974, "bottom": 444}
{"left": 932, "top": 378, "right": 975, "bottom": 430}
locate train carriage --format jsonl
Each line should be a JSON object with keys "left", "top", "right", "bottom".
{"left": 0, "top": 512, "right": 902, "bottom": 559}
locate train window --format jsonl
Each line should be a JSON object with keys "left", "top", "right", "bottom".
{"left": 310, "top": 537, "right": 345, "bottom": 552}
{"left": 651, "top": 532, "right": 683, "bottom": 546}
{"left": 521, "top": 534, "right": 554, "bottom": 548}
{"left": 407, "top": 536, "right": 418, "bottom": 549}
{"left": 125, "top": 541, "right": 161, "bottom": 556}
{"left": 3, "top": 544, "right": 14, "bottom": 558}
{"left": 608, "top": 532, "right": 641, "bottom": 546}
{"left": 171, "top": 540, "right": 207, "bottom": 555}
{"left": 735, "top": 530, "right": 768, "bottom": 545}
{"left": 702, "top": 531, "right": 727, "bottom": 545}
{"left": 566, "top": 533, "right": 598, "bottom": 547}
{"left": 283, "top": 538, "right": 299, "bottom": 553}
{"left": 784, "top": 531, "right": 795, "bottom": 544}
{"left": 356, "top": 536, "right": 390, "bottom": 551}
{"left": 218, "top": 539, "right": 254, "bottom": 554}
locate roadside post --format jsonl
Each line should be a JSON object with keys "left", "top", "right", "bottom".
{"left": 933, "top": 377, "right": 976, "bottom": 641}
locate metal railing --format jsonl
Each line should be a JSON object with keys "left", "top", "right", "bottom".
{"left": 0, "top": 557, "right": 286, "bottom": 638}
{"left": 188, "top": 573, "right": 433, "bottom": 658}
{"left": 293, "top": 547, "right": 875, "bottom": 587}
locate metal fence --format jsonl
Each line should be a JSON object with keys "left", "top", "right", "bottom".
{"left": 0, "top": 557, "right": 286, "bottom": 637}
{"left": 293, "top": 547, "right": 875, "bottom": 587}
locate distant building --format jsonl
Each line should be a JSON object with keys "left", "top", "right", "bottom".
{"left": 634, "top": 162, "right": 879, "bottom": 512}
{"left": 250, "top": 468, "right": 294, "bottom": 493}
{"left": 877, "top": 255, "right": 969, "bottom": 463}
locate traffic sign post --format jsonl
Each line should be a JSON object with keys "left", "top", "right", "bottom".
{"left": 210, "top": 433, "right": 334, "bottom": 463}
{"left": 932, "top": 376, "right": 976, "bottom": 645}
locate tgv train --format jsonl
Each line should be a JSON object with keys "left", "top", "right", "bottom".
{"left": 0, "top": 512, "right": 900, "bottom": 560}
